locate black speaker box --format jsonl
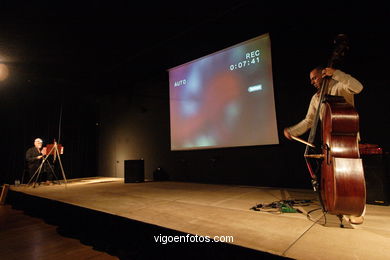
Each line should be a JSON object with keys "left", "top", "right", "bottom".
{"left": 362, "top": 153, "right": 390, "bottom": 205}
{"left": 124, "top": 159, "right": 144, "bottom": 183}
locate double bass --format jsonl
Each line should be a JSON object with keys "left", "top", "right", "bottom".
{"left": 298, "top": 35, "right": 366, "bottom": 223}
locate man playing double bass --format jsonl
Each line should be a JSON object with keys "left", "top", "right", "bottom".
{"left": 284, "top": 66, "right": 365, "bottom": 224}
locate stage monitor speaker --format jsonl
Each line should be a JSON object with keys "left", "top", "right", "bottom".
{"left": 362, "top": 154, "right": 389, "bottom": 205}
{"left": 124, "top": 159, "right": 144, "bottom": 183}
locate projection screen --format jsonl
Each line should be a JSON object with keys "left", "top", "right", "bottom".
{"left": 169, "top": 33, "right": 279, "bottom": 150}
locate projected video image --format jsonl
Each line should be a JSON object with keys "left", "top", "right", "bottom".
{"left": 169, "top": 33, "right": 279, "bottom": 150}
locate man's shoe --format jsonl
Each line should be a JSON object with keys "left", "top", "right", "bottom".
{"left": 349, "top": 215, "right": 364, "bottom": 224}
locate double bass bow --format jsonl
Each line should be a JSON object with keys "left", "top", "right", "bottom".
{"left": 297, "top": 35, "right": 366, "bottom": 221}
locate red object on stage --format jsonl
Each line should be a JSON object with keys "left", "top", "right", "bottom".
{"left": 43, "top": 144, "right": 64, "bottom": 155}
{"left": 359, "top": 143, "right": 383, "bottom": 155}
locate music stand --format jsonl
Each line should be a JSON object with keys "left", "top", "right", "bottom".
{"left": 27, "top": 141, "right": 67, "bottom": 187}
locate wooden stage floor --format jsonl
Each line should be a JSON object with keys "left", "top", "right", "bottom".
{"left": 8, "top": 177, "right": 390, "bottom": 259}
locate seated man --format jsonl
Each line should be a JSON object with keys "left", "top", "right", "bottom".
{"left": 25, "top": 138, "right": 53, "bottom": 184}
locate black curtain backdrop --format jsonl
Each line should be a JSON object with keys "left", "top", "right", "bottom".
{"left": 0, "top": 72, "right": 98, "bottom": 184}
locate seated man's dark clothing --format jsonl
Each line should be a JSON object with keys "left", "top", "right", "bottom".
{"left": 26, "top": 146, "right": 42, "bottom": 177}
{"left": 25, "top": 147, "right": 52, "bottom": 183}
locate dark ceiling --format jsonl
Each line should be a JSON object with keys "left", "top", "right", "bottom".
{"left": 0, "top": 1, "right": 389, "bottom": 95}
{"left": 0, "top": 1, "right": 249, "bottom": 84}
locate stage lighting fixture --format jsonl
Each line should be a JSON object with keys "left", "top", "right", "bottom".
{"left": 0, "top": 63, "right": 9, "bottom": 81}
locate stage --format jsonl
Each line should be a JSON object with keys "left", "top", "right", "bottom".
{"left": 7, "top": 177, "right": 390, "bottom": 259}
